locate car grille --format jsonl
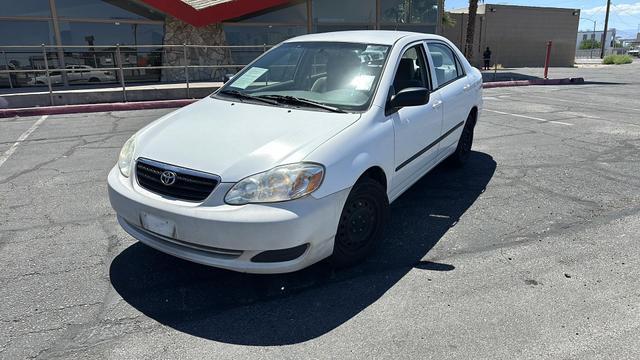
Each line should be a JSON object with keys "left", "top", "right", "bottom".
{"left": 135, "top": 158, "right": 220, "bottom": 202}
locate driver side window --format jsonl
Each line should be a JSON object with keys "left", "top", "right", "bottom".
{"left": 392, "top": 45, "right": 429, "bottom": 94}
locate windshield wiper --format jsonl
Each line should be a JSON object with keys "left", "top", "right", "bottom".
{"left": 217, "top": 89, "right": 279, "bottom": 106}
{"left": 258, "top": 95, "right": 347, "bottom": 113}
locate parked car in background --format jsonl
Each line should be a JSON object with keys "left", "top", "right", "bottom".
{"left": 28, "top": 65, "right": 115, "bottom": 85}
{"left": 108, "top": 31, "right": 483, "bottom": 273}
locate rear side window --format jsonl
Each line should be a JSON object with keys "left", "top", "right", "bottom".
{"left": 426, "top": 43, "right": 465, "bottom": 88}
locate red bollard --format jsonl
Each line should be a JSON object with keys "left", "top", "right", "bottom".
{"left": 543, "top": 41, "right": 552, "bottom": 79}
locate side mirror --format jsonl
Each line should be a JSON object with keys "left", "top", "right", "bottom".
{"left": 387, "top": 87, "right": 430, "bottom": 111}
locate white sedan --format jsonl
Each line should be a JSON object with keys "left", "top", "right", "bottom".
{"left": 29, "top": 65, "right": 115, "bottom": 85}
{"left": 108, "top": 31, "right": 483, "bottom": 273}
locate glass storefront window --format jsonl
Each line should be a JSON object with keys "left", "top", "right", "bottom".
{"left": 55, "top": 0, "right": 164, "bottom": 20}
{"left": 0, "top": 20, "right": 55, "bottom": 46}
{"left": 379, "top": 24, "right": 437, "bottom": 34}
{"left": 231, "top": 1, "right": 307, "bottom": 24}
{"left": 224, "top": 25, "right": 307, "bottom": 65}
{"left": 315, "top": 24, "right": 374, "bottom": 33}
{"left": 380, "top": 0, "right": 438, "bottom": 24}
{"left": 59, "top": 22, "right": 164, "bottom": 45}
{"left": 0, "top": 20, "right": 56, "bottom": 88}
{"left": 312, "top": 0, "right": 375, "bottom": 23}
{"left": 1, "top": 0, "right": 51, "bottom": 17}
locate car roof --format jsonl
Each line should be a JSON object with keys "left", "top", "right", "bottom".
{"left": 283, "top": 30, "right": 444, "bottom": 46}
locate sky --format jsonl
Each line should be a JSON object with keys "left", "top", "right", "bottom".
{"left": 445, "top": 0, "right": 640, "bottom": 37}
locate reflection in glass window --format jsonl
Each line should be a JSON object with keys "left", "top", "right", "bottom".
{"left": 312, "top": 0, "right": 375, "bottom": 23}
{"left": 59, "top": 22, "right": 164, "bottom": 45}
{"left": 1, "top": 0, "right": 51, "bottom": 17}
{"left": 315, "top": 24, "right": 374, "bottom": 33}
{"left": 224, "top": 25, "right": 307, "bottom": 65}
{"left": 55, "top": 0, "right": 164, "bottom": 20}
{"left": 0, "top": 20, "right": 55, "bottom": 46}
{"left": 379, "top": 24, "right": 436, "bottom": 34}
{"left": 381, "top": 0, "right": 438, "bottom": 24}
{"left": 0, "top": 21, "right": 56, "bottom": 88}
{"left": 229, "top": 1, "right": 307, "bottom": 23}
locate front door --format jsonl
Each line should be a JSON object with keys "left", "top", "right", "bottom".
{"left": 389, "top": 43, "right": 443, "bottom": 194}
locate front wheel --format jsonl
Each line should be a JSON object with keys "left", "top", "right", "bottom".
{"left": 331, "top": 178, "right": 389, "bottom": 268}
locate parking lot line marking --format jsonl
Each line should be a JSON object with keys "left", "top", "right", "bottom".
{"left": 0, "top": 115, "right": 48, "bottom": 169}
{"left": 484, "top": 109, "right": 573, "bottom": 126}
{"left": 523, "top": 93, "right": 640, "bottom": 113}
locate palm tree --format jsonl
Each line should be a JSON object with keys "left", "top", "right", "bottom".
{"left": 464, "top": 0, "right": 483, "bottom": 59}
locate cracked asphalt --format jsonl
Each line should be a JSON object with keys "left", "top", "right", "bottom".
{"left": 1, "top": 63, "right": 640, "bottom": 359}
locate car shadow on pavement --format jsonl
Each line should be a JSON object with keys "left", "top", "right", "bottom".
{"left": 109, "top": 151, "right": 496, "bottom": 345}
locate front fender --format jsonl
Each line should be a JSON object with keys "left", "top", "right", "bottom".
{"left": 307, "top": 111, "right": 394, "bottom": 199}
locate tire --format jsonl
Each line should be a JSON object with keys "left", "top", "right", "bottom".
{"left": 331, "top": 178, "right": 389, "bottom": 268}
{"left": 88, "top": 77, "right": 101, "bottom": 83}
{"left": 448, "top": 113, "right": 475, "bottom": 166}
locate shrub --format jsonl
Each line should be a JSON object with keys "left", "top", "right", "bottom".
{"left": 580, "top": 39, "right": 601, "bottom": 50}
{"left": 603, "top": 54, "right": 633, "bottom": 65}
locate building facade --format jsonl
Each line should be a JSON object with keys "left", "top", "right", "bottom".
{"left": 443, "top": 4, "right": 580, "bottom": 68}
{"left": 576, "top": 29, "right": 616, "bottom": 50}
{"left": 1, "top": 0, "right": 443, "bottom": 88}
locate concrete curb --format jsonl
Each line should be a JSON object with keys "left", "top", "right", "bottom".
{"left": 482, "top": 77, "right": 585, "bottom": 88}
{"left": 0, "top": 77, "right": 585, "bottom": 118}
{"left": 0, "top": 99, "right": 197, "bottom": 118}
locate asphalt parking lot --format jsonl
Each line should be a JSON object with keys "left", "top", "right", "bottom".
{"left": 2, "top": 63, "right": 640, "bottom": 359}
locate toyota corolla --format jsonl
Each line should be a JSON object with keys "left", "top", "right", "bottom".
{"left": 108, "top": 31, "right": 483, "bottom": 273}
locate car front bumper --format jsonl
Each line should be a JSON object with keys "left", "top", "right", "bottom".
{"left": 107, "top": 166, "right": 350, "bottom": 273}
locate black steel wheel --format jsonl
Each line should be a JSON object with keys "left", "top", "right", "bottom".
{"left": 331, "top": 178, "right": 388, "bottom": 268}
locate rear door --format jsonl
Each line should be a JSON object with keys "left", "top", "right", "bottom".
{"left": 425, "top": 42, "right": 470, "bottom": 151}
{"left": 389, "top": 43, "right": 444, "bottom": 191}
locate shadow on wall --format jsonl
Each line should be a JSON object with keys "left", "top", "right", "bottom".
{"left": 109, "top": 151, "right": 496, "bottom": 346}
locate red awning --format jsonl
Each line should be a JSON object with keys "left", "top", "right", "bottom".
{"left": 139, "top": 0, "right": 292, "bottom": 27}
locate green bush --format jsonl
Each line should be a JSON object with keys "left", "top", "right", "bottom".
{"left": 580, "top": 39, "right": 601, "bottom": 50}
{"left": 603, "top": 54, "right": 633, "bottom": 65}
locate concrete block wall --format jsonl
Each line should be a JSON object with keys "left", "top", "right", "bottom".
{"left": 444, "top": 4, "right": 580, "bottom": 68}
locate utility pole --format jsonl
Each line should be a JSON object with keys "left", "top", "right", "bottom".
{"left": 600, "top": 0, "right": 611, "bottom": 58}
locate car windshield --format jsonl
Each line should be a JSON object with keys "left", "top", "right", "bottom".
{"left": 215, "top": 42, "right": 391, "bottom": 112}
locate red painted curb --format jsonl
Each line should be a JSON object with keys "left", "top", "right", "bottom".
{"left": 483, "top": 77, "right": 584, "bottom": 88}
{"left": 0, "top": 99, "right": 197, "bottom": 118}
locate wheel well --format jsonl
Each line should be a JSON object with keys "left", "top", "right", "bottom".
{"left": 359, "top": 166, "right": 387, "bottom": 190}
{"left": 468, "top": 107, "right": 478, "bottom": 127}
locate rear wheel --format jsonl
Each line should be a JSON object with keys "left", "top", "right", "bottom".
{"left": 331, "top": 178, "right": 388, "bottom": 268}
{"left": 448, "top": 113, "right": 475, "bottom": 166}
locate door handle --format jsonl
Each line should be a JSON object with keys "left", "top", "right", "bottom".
{"left": 463, "top": 84, "right": 471, "bottom": 91}
{"left": 432, "top": 100, "right": 443, "bottom": 109}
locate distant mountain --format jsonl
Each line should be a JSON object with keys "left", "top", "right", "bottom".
{"left": 616, "top": 29, "right": 639, "bottom": 39}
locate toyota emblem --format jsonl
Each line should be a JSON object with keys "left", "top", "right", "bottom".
{"left": 160, "top": 171, "right": 177, "bottom": 186}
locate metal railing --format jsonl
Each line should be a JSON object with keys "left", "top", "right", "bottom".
{"left": 575, "top": 48, "right": 627, "bottom": 59}
{"left": 0, "top": 44, "right": 272, "bottom": 106}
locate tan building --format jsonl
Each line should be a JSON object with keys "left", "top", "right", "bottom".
{"left": 443, "top": 4, "right": 580, "bottom": 68}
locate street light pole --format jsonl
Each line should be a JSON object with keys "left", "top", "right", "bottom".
{"left": 581, "top": 18, "right": 597, "bottom": 59}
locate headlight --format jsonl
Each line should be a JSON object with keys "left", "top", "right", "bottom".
{"left": 225, "top": 163, "right": 324, "bottom": 205}
{"left": 118, "top": 135, "right": 136, "bottom": 177}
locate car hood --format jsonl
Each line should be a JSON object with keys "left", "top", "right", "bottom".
{"left": 135, "top": 97, "right": 360, "bottom": 182}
